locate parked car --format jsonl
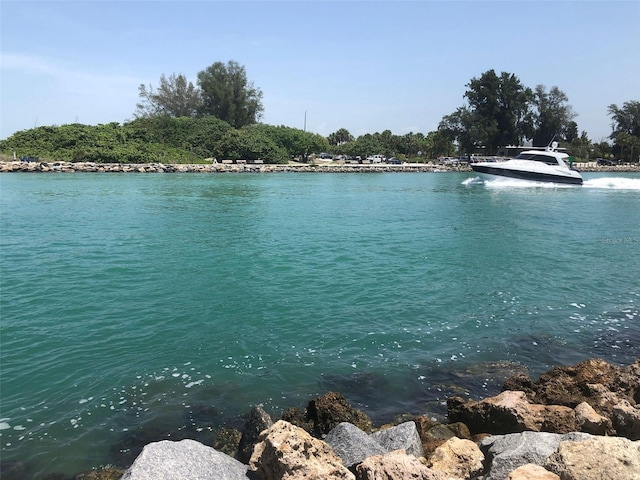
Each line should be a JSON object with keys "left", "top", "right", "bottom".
{"left": 387, "top": 157, "right": 401, "bottom": 164}
{"left": 596, "top": 158, "right": 615, "bottom": 166}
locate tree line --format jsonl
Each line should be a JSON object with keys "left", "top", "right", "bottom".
{"left": 1, "top": 61, "right": 638, "bottom": 164}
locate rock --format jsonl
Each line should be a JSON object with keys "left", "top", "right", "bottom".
{"left": 421, "top": 424, "right": 458, "bottom": 458}
{"left": 506, "top": 464, "right": 559, "bottom": 480}
{"left": 238, "top": 405, "right": 274, "bottom": 463}
{"left": 120, "top": 439, "right": 251, "bottom": 480}
{"left": 412, "top": 416, "right": 448, "bottom": 457}
{"left": 447, "top": 391, "right": 576, "bottom": 435}
{"left": 307, "top": 391, "right": 373, "bottom": 436}
{"left": 280, "top": 406, "right": 313, "bottom": 433}
{"left": 249, "top": 420, "right": 355, "bottom": 480}
{"left": 544, "top": 436, "right": 640, "bottom": 480}
{"left": 612, "top": 399, "right": 640, "bottom": 440}
{"left": 446, "top": 422, "right": 472, "bottom": 439}
{"left": 324, "top": 422, "right": 386, "bottom": 468}
{"left": 212, "top": 428, "right": 243, "bottom": 459}
{"left": 75, "top": 466, "right": 126, "bottom": 479}
{"left": 502, "top": 358, "right": 640, "bottom": 421}
{"left": 0, "top": 461, "right": 27, "bottom": 480}
{"left": 574, "top": 401, "right": 610, "bottom": 435}
{"left": 427, "top": 437, "right": 484, "bottom": 480}
{"left": 480, "top": 431, "right": 592, "bottom": 480}
{"left": 356, "top": 450, "right": 448, "bottom": 480}
{"left": 370, "top": 421, "right": 424, "bottom": 459}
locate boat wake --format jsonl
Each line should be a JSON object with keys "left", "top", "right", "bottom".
{"left": 582, "top": 177, "right": 640, "bottom": 190}
{"left": 464, "top": 176, "right": 640, "bottom": 190}
{"left": 465, "top": 176, "right": 575, "bottom": 188}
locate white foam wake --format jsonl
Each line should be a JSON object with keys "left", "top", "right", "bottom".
{"left": 583, "top": 178, "right": 640, "bottom": 190}
{"left": 464, "top": 176, "right": 640, "bottom": 190}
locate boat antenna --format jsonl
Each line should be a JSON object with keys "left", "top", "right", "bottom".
{"left": 547, "top": 134, "right": 559, "bottom": 151}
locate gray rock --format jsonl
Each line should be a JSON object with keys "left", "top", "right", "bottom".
{"left": 325, "top": 422, "right": 386, "bottom": 468}
{"left": 370, "top": 421, "right": 424, "bottom": 458}
{"left": 121, "top": 438, "right": 252, "bottom": 480}
{"left": 480, "top": 431, "right": 593, "bottom": 480}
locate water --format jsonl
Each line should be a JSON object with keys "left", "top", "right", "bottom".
{"left": 1, "top": 171, "right": 639, "bottom": 477}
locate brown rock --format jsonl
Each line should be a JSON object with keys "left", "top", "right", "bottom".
{"left": 356, "top": 450, "right": 448, "bottom": 480}
{"left": 507, "top": 464, "right": 559, "bottom": 480}
{"left": 412, "top": 415, "right": 450, "bottom": 457}
{"left": 447, "top": 391, "right": 576, "bottom": 435}
{"left": 503, "top": 358, "right": 640, "bottom": 418}
{"left": 612, "top": 400, "right": 640, "bottom": 440}
{"left": 419, "top": 424, "right": 457, "bottom": 458}
{"left": 446, "top": 422, "right": 471, "bottom": 440}
{"left": 427, "top": 437, "right": 484, "bottom": 480}
{"left": 307, "top": 391, "right": 373, "bottom": 436}
{"left": 238, "top": 404, "right": 274, "bottom": 463}
{"left": 544, "top": 436, "right": 640, "bottom": 480}
{"left": 249, "top": 420, "right": 354, "bottom": 480}
{"left": 574, "top": 401, "right": 611, "bottom": 435}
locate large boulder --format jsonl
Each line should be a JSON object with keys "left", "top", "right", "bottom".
{"left": 447, "top": 391, "right": 576, "bottom": 435}
{"left": 370, "top": 421, "right": 424, "bottom": 459}
{"left": 120, "top": 439, "right": 251, "bottom": 480}
{"left": 306, "top": 391, "right": 373, "bottom": 436}
{"left": 325, "top": 421, "right": 424, "bottom": 468}
{"left": 501, "top": 358, "right": 640, "bottom": 438}
{"left": 503, "top": 358, "right": 640, "bottom": 417}
{"left": 574, "top": 401, "right": 610, "bottom": 435}
{"left": 544, "top": 436, "right": 640, "bottom": 480}
{"left": 427, "top": 437, "right": 484, "bottom": 480}
{"left": 356, "top": 450, "right": 448, "bottom": 480}
{"left": 238, "top": 404, "right": 274, "bottom": 463}
{"left": 480, "top": 432, "right": 592, "bottom": 480}
{"left": 249, "top": 420, "right": 354, "bottom": 480}
{"left": 612, "top": 399, "right": 640, "bottom": 440}
{"left": 502, "top": 358, "right": 620, "bottom": 407}
{"left": 324, "top": 422, "right": 386, "bottom": 468}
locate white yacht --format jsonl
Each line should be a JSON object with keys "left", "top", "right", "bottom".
{"left": 471, "top": 143, "right": 583, "bottom": 185}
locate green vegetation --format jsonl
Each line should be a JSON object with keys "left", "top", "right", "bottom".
{"left": 1, "top": 62, "right": 637, "bottom": 164}
{"left": 0, "top": 119, "right": 328, "bottom": 164}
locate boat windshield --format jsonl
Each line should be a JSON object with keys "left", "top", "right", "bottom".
{"left": 515, "top": 153, "right": 560, "bottom": 166}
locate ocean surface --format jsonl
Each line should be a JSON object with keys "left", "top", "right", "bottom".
{"left": 1, "top": 171, "right": 639, "bottom": 477}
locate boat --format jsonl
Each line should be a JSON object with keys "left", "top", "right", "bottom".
{"left": 470, "top": 143, "right": 583, "bottom": 185}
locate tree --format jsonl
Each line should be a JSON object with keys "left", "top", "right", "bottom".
{"left": 608, "top": 101, "right": 640, "bottom": 162}
{"left": 327, "top": 128, "right": 354, "bottom": 146}
{"left": 463, "top": 70, "right": 533, "bottom": 152}
{"left": 531, "top": 85, "right": 577, "bottom": 146}
{"left": 135, "top": 73, "right": 201, "bottom": 118}
{"left": 217, "top": 126, "right": 287, "bottom": 163}
{"left": 439, "top": 106, "right": 480, "bottom": 154}
{"left": 197, "top": 60, "right": 264, "bottom": 128}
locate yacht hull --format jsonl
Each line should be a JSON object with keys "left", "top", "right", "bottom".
{"left": 471, "top": 164, "right": 583, "bottom": 185}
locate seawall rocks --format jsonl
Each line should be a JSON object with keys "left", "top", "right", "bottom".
{"left": 2, "top": 160, "right": 640, "bottom": 174}
{"left": 0, "top": 160, "right": 470, "bottom": 173}
{"left": 116, "top": 358, "right": 640, "bottom": 480}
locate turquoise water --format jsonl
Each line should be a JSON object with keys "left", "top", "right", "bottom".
{"left": 1, "top": 171, "right": 639, "bottom": 477}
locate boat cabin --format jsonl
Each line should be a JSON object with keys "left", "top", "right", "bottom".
{"left": 514, "top": 152, "right": 564, "bottom": 166}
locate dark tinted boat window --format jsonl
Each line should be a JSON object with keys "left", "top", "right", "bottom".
{"left": 515, "top": 153, "right": 559, "bottom": 165}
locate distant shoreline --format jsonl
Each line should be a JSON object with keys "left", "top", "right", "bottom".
{"left": 2, "top": 160, "right": 639, "bottom": 174}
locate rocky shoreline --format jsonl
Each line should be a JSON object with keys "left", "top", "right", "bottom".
{"left": 2, "top": 160, "right": 640, "bottom": 174}
{"left": 6, "top": 358, "right": 634, "bottom": 480}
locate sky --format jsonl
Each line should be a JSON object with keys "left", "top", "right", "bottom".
{"left": 1, "top": 1, "right": 638, "bottom": 142}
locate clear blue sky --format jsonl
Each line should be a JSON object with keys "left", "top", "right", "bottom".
{"left": 1, "top": 1, "right": 638, "bottom": 142}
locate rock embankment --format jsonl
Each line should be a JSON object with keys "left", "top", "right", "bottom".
{"left": 2, "top": 160, "right": 640, "bottom": 174}
{"left": 113, "top": 358, "right": 639, "bottom": 480}
{"left": 0, "top": 160, "right": 469, "bottom": 173}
